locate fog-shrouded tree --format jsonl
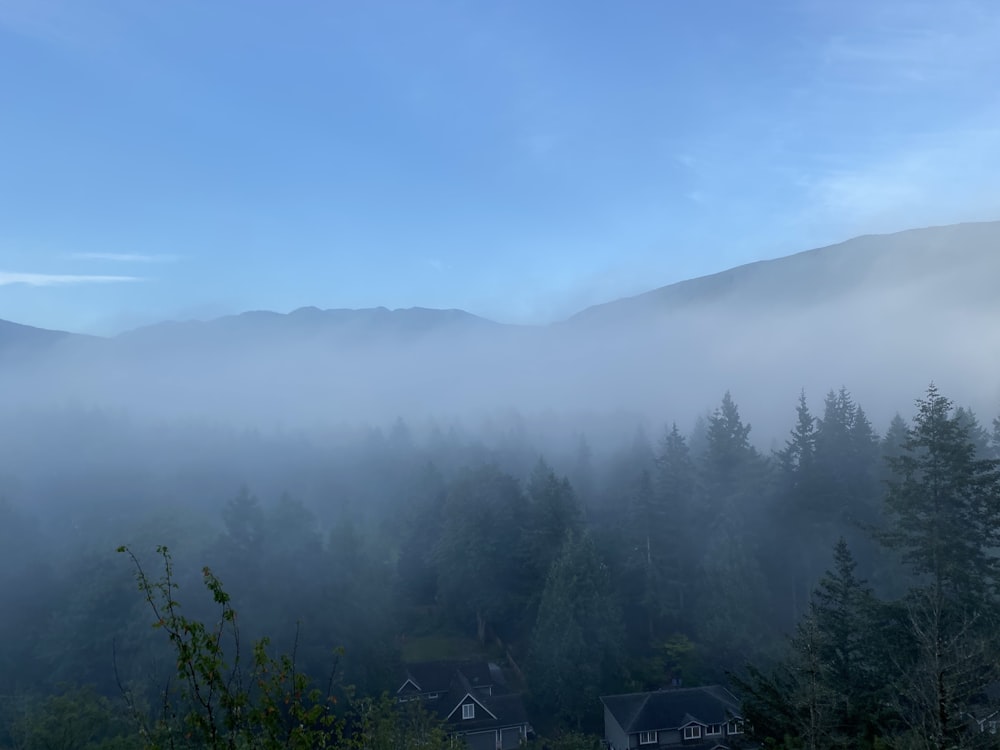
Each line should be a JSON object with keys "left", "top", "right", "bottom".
{"left": 435, "top": 465, "right": 528, "bottom": 644}
{"left": 395, "top": 461, "right": 447, "bottom": 608}
{"left": 570, "top": 434, "right": 595, "bottom": 507}
{"left": 0, "top": 685, "right": 136, "bottom": 750}
{"left": 528, "top": 532, "right": 625, "bottom": 730}
{"left": 524, "top": 459, "right": 583, "bottom": 576}
{"left": 703, "top": 391, "right": 757, "bottom": 502}
{"left": 992, "top": 415, "right": 1000, "bottom": 460}
{"left": 653, "top": 423, "right": 697, "bottom": 629}
{"left": 696, "top": 393, "right": 773, "bottom": 671}
{"left": 881, "top": 414, "right": 910, "bottom": 468}
{"left": 520, "top": 459, "right": 584, "bottom": 630}
{"left": 814, "top": 388, "right": 881, "bottom": 529}
{"left": 954, "top": 406, "right": 993, "bottom": 459}
{"left": 880, "top": 385, "right": 1000, "bottom": 600}
{"left": 0, "top": 499, "right": 57, "bottom": 695}
{"left": 879, "top": 385, "right": 1000, "bottom": 749}
{"left": 771, "top": 391, "right": 822, "bottom": 626}
{"left": 777, "top": 391, "right": 817, "bottom": 480}
{"left": 740, "top": 539, "right": 886, "bottom": 750}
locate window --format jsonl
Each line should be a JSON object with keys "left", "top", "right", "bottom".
{"left": 727, "top": 720, "right": 743, "bottom": 735}
{"left": 462, "top": 703, "right": 475, "bottom": 720}
{"left": 682, "top": 725, "right": 701, "bottom": 740}
{"left": 706, "top": 724, "right": 722, "bottom": 736}
{"left": 638, "top": 731, "right": 657, "bottom": 745}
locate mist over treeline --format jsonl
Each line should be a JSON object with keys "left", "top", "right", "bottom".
{"left": 2, "top": 380, "right": 1000, "bottom": 747}
{"left": 3, "top": 222, "right": 1000, "bottom": 439}
{"left": 2, "top": 224, "right": 1000, "bottom": 747}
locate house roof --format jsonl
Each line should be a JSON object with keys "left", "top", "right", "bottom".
{"left": 398, "top": 660, "right": 494, "bottom": 694}
{"left": 434, "top": 693, "right": 530, "bottom": 732}
{"left": 444, "top": 670, "right": 497, "bottom": 721}
{"left": 398, "top": 661, "right": 529, "bottom": 733}
{"left": 601, "top": 686, "right": 742, "bottom": 733}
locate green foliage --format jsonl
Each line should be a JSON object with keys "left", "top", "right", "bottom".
{"left": 0, "top": 686, "right": 136, "bottom": 750}
{"left": 528, "top": 532, "right": 625, "bottom": 729}
{"left": 347, "top": 696, "right": 454, "bottom": 750}
{"left": 629, "top": 633, "right": 705, "bottom": 690}
{"left": 880, "top": 384, "right": 1000, "bottom": 599}
{"left": 5, "top": 381, "right": 1000, "bottom": 747}
{"left": 777, "top": 390, "right": 817, "bottom": 478}
{"left": 524, "top": 460, "right": 583, "bottom": 581}
{"left": 435, "top": 466, "right": 528, "bottom": 643}
{"left": 117, "top": 545, "right": 341, "bottom": 750}
{"left": 738, "top": 540, "right": 886, "bottom": 749}
{"left": 744, "top": 384, "right": 1000, "bottom": 750}
{"left": 704, "top": 391, "right": 756, "bottom": 498}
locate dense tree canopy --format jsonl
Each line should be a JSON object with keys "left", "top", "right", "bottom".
{"left": 1, "top": 383, "right": 999, "bottom": 748}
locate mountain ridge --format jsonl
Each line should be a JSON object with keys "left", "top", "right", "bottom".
{"left": 0, "top": 318, "right": 83, "bottom": 356}
{"left": 2, "top": 218, "right": 998, "bottom": 340}
{"left": 566, "top": 219, "right": 1000, "bottom": 325}
{"left": 1, "top": 219, "right": 997, "bottom": 435}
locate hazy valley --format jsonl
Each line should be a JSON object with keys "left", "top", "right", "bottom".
{"left": 3, "top": 220, "right": 999, "bottom": 440}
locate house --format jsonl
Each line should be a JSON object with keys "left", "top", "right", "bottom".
{"left": 601, "top": 685, "right": 749, "bottom": 750}
{"left": 966, "top": 681, "right": 1000, "bottom": 735}
{"left": 972, "top": 710, "right": 1000, "bottom": 735}
{"left": 396, "top": 660, "right": 533, "bottom": 750}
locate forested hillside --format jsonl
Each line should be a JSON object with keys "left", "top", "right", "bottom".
{"left": 2, "top": 384, "right": 998, "bottom": 748}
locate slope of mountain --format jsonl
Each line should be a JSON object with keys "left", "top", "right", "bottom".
{"left": 567, "top": 220, "right": 1000, "bottom": 326}
{"left": 1, "top": 221, "right": 997, "bottom": 437}
{"left": 0, "top": 318, "right": 79, "bottom": 356}
{"left": 114, "top": 305, "right": 505, "bottom": 352}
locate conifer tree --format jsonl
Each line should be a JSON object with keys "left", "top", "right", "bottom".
{"left": 529, "top": 533, "right": 624, "bottom": 729}
{"left": 879, "top": 385, "right": 1000, "bottom": 750}
{"left": 881, "top": 385, "right": 1000, "bottom": 600}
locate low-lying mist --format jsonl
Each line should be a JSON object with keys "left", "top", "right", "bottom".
{"left": 1, "top": 222, "right": 997, "bottom": 520}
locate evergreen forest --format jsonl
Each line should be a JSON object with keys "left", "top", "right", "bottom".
{"left": 1, "top": 383, "right": 999, "bottom": 750}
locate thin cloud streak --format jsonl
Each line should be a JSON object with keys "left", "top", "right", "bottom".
{"left": 0, "top": 271, "right": 143, "bottom": 287}
{"left": 799, "top": 120, "right": 1000, "bottom": 234}
{"left": 817, "top": 0, "right": 1000, "bottom": 89}
{"left": 70, "top": 252, "right": 180, "bottom": 263}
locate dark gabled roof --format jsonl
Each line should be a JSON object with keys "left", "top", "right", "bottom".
{"left": 445, "top": 671, "right": 497, "bottom": 721}
{"left": 399, "top": 661, "right": 529, "bottom": 733}
{"left": 421, "top": 684, "right": 529, "bottom": 731}
{"left": 435, "top": 692, "right": 529, "bottom": 732}
{"left": 601, "top": 686, "right": 742, "bottom": 734}
{"left": 399, "top": 660, "right": 494, "bottom": 694}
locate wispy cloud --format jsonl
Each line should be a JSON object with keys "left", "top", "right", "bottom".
{"left": 0, "top": 271, "right": 143, "bottom": 287}
{"left": 424, "top": 258, "right": 451, "bottom": 272}
{"left": 0, "top": 0, "right": 125, "bottom": 52}
{"left": 798, "top": 120, "right": 1000, "bottom": 234}
{"left": 70, "top": 252, "right": 179, "bottom": 263}
{"left": 817, "top": 0, "right": 1000, "bottom": 89}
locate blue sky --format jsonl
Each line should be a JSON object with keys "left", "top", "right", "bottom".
{"left": 1, "top": 0, "right": 999, "bottom": 334}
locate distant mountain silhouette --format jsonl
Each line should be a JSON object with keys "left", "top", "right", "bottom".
{"left": 566, "top": 220, "right": 1000, "bottom": 326}
{"left": 112, "top": 306, "right": 504, "bottom": 352}
{"left": 8, "top": 220, "right": 999, "bottom": 342}
{"left": 2, "top": 220, "right": 998, "bottom": 434}
{"left": 0, "top": 319, "right": 79, "bottom": 357}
